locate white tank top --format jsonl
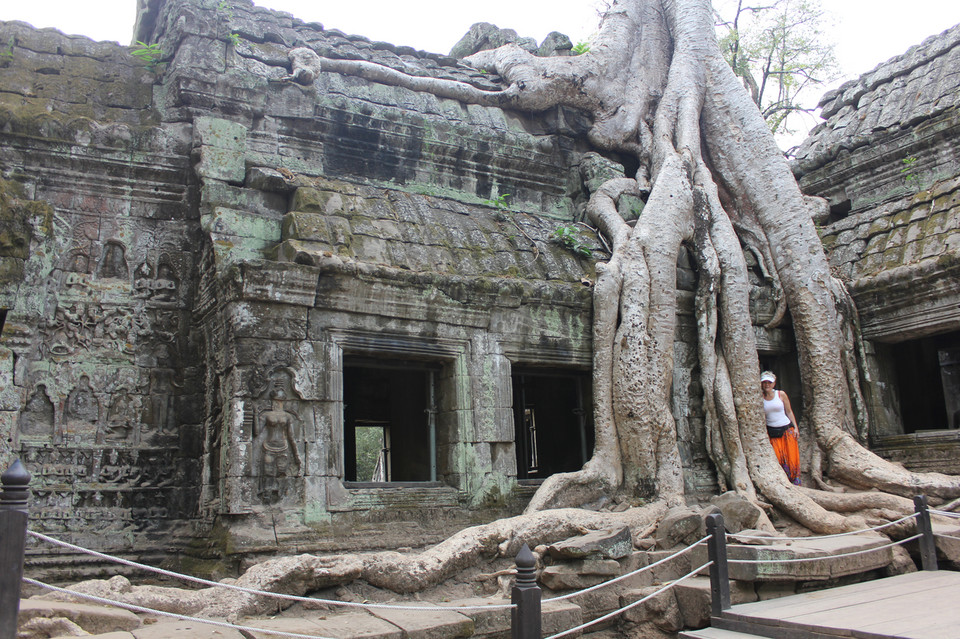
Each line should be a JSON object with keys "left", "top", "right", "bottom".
{"left": 763, "top": 391, "right": 792, "bottom": 428}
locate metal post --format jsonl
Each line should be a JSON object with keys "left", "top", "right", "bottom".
{"left": 511, "top": 544, "right": 541, "bottom": 639}
{"left": 706, "top": 512, "right": 731, "bottom": 616}
{"left": 0, "top": 459, "right": 31, "bottom": 639}
{"left": 914, "top": 494, "right": 938, "bottom": 571}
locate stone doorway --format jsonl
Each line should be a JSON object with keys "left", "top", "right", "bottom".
{"left": 512, "top": 369, "right": 593, "bottom": 481}
{"left": 343, "top": 358, "right": 440, "bottom": 484}
{"left": 891, "top": 330, "right": 960, "bottom": 432}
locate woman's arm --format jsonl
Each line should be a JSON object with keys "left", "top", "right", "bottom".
{"left": 780, "top": 390, "right": 799, "bottom": 430}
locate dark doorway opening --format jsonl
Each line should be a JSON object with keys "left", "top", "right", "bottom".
{"left": 892, "top": 331, "right": 960, "bottom": 433}
{"left": 343, "top": 357, "right": 439, "bottom": 483}
{"left": 512, "top": 369, "right": 593, "bottom": 480}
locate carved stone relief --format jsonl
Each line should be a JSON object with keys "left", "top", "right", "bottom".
{"left": 246, "top": 368, "right": 305, "bottom": 505}
{"left": 135, "top": 255, "right": 181, "bottom": 302}
{"left": 40, "top": 303, "right": 135, "bottom": 358}
{"left": 104, "top": 389, "right": 139, "bottom": 443}
{"left": 18, "top": 384, "right": 55, "bottom": 439}
{"left": 98, "top": 240, "right": 129, "bottom": 280}
{"left": 141, "top": 368, "right": 181, "bottom": 444}
{"left": 65, "top": 375, "right": 100, "bottom": 430}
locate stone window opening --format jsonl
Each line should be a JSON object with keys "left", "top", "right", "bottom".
{"left": 889, "top": 330, "right": 960, "bottom": 433}
{"left": 0, "top": 308, "right": 6, "bottom": 335}
{"left": 512, "top": 368, "right": 593, "bottom": 482}
{"left": 342, "top": 357, "right": 442, "bottom": 486}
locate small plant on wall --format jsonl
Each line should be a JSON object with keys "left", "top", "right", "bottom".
{"left": 552, "top": 224, "right": 592, "bottom": 257}
{"left": 130, "top": 41, "right": 164, "bottom": 72}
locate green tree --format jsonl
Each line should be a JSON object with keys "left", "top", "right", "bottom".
{"left": 715, "top": 0, "right": 839, "bottom": 137}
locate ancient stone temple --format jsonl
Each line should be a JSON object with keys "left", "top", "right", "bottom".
{"left": 792, "top": 22, "right": 960, "bottom": 474}
{"left": 0, "top": 0, "right": 958, "bottom": 575}
{"left": 0, "top": 0, "right": 609, "bottom": 570}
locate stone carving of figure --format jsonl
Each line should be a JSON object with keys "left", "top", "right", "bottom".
{"left": 254, "top": 389, "right": 302, "bottom": 504}
{"left": 65, "top": 376, "right": 99, "bottom": 424}
{"left": 104, "top": 390, "right": 137, "bottom": 443}
{"left": 19, "top": 385, "right": 55, "bottom": 438}
{"left": 98, "top": 242, "right": 128, "bottom": 280}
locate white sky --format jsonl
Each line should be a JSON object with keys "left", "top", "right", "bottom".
{"left": 2, "top": 0, "right": 960, "bottom": 137}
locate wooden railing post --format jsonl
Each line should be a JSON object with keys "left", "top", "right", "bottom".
{"left": 914, "top": 494, "right": 938, "bottom": 571}
{"left": 511, "top": 544, "right": 541, "bottom": 639}
{"left": 706, "top": 512, "right": 730, "bottom": 617}
{"left": 0, "top": 459, "right": 31, "bottom": 639}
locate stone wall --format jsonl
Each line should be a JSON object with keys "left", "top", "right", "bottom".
{"left": 0, "top": 0, "right": 809, "bottom": 572}
{"left": 794, "top": 22, "right": 960, "bottom": 470}
{"left": 0, "top": 0, "right": 619, "bottom": 570}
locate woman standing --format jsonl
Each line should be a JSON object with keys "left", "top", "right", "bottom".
{"left": 761, "top": 371, "right": 801, "bottom": 485}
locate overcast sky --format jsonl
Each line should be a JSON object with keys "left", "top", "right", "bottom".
{"left": 3, "top": 0, "right": 960, "bottom": 138}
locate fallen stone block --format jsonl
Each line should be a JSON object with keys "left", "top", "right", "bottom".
{"left": 710, "top": 492, "right": 764, "bottom": 533}
{"left": 548, "top": 526, "right": 633, "bottom": 560}
{"left": 671, "top": 575, "right": 758, "bottom": 628}
{"left": 19, "top": 599, "right": 141, "bottom": 635}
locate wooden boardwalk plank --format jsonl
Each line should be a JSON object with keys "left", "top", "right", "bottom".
{"left": 720, "top": 571, "right": 960, "bottom": 639}
{"left": 729, "top": 571, "right": 959, "bottom": 619}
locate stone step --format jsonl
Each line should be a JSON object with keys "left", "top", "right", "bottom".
{"left": 680, "top": 628, "right": 770, "bottom": 639}
{"left": 16, "top": 596, "right": 582, "bottom": 639}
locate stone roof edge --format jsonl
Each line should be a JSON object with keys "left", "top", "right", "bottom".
{"left": 816, "top": 22, "right": 960, "bottom": 120}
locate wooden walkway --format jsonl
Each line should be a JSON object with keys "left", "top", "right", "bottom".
{"left": 692, "top": 570, "right": 960, "bottom": 639}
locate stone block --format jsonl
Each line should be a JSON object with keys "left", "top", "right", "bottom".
{"left": 244, "top": 610, "right": 401, "bottom": 639}
{"left": 671, "top": 575, "right": 757, "bottom": 628}
{"left": 437, "top": 598, "right": 510, "bottom": 637}
{"left": 710, "top": 491, "right": 763, "bottom": 533}
{"left": 194, "top": 117, "right": 247, "bottom": 184}
{"left": 18, "top": 600, "right": 141, "bottom": 635}
{"left": 542, "top": 599, "right": 583, "bottom": 637}
{"left": 131, "top": 620, "right": 244, "bottom": 638}
{"left": 226, "top": 301, "right": 308, "bottom": 340}
{"left": 548, "top": 526, "right": 633, "bottom": 560}
{"left": 541, "top": 564, "right": 609, "bottom": 591}
{"left": 656, "top": 506, "right": 705, "bottom": 549}
{"left": 369, "top": 605, "right": 474, "bottom": 639}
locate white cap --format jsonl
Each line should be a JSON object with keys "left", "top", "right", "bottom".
{"left": 760, "top": 371, "right": 776, "bottom": 383}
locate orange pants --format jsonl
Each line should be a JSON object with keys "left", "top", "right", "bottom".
{"left": 769, "top": 427, "right": 801, "bottom": 485}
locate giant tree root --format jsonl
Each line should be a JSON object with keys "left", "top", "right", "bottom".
{"left": 44, "top": 504, "right": 668, "bottom": 619}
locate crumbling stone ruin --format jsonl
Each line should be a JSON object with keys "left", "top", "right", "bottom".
{"left": 0, "top": 0, "right": 958, "bottom": 581}
{"left": 791, "top": 23, "right": 960, "bottom": 473}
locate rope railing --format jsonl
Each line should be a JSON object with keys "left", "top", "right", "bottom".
{"left": 730, "top": 512, "right": 918, "bottom": 542}
{"left": 24, "top": 578, "right": 340, "bottom": 639}
{"left": 929, "top": 508, "right": 960, "bottom": 519}
{"left": 543, "top": 534, "right": 710, "bottom": 602}
{"left": 726, "top": 534, "right": 921, "bottom": 565}
{"left": 543, "top": 561, "right": 713, "bottom": 639}
{"left": 27, "top": 530, "right": 515, "bottom": 612}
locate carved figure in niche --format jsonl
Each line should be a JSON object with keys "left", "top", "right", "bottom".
{"left": 141, "top": 369, "right": 181, "bottom": 443}
{"left": 65, "top": 376, "right": 99, "bottom": 425}
{"left": 97, "top": 241, "right": 128, "bottom": 280}
{"left": 64, "top": 249, "right": 92, "bottom": 289}
{"left": 103, "top": 390, "right": 138, "bottom": 443}
{"left": 153, "top": 260, "right": 179, "bottom": 302}
{"left": 19, "top": 385, "right": 55, "bottom": 438}
{"left": 254, "top": 389, "right": 302, "bottom": 504}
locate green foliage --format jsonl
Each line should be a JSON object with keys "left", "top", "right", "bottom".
{"left": 715, "top": 0, "right": 839, "bottom": 138}
{"left": 571, "top": 41, "right": 591, "bottom": 55}
{"left": 217, "top": 0, "right": 235, "bottom": 19}
{"left": 552, "top": 224, "right": 592, "bottom": 257}
{"left": 354, "top": 426, "right": 385, "bottom": 482}
{"left": 901, "top": 156, "right": 920, "bottom": 189}
{"left": 130, "top": 41, "right": 163, "bottom": 71}
{"left": 227, "top": 31, "right": 242, "bottom": 47}
{"left": 484, "top": 193, "right": 512, "bottom": 210}
{"left": 0, "top": 38, "right": 14, "bottom": 66}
